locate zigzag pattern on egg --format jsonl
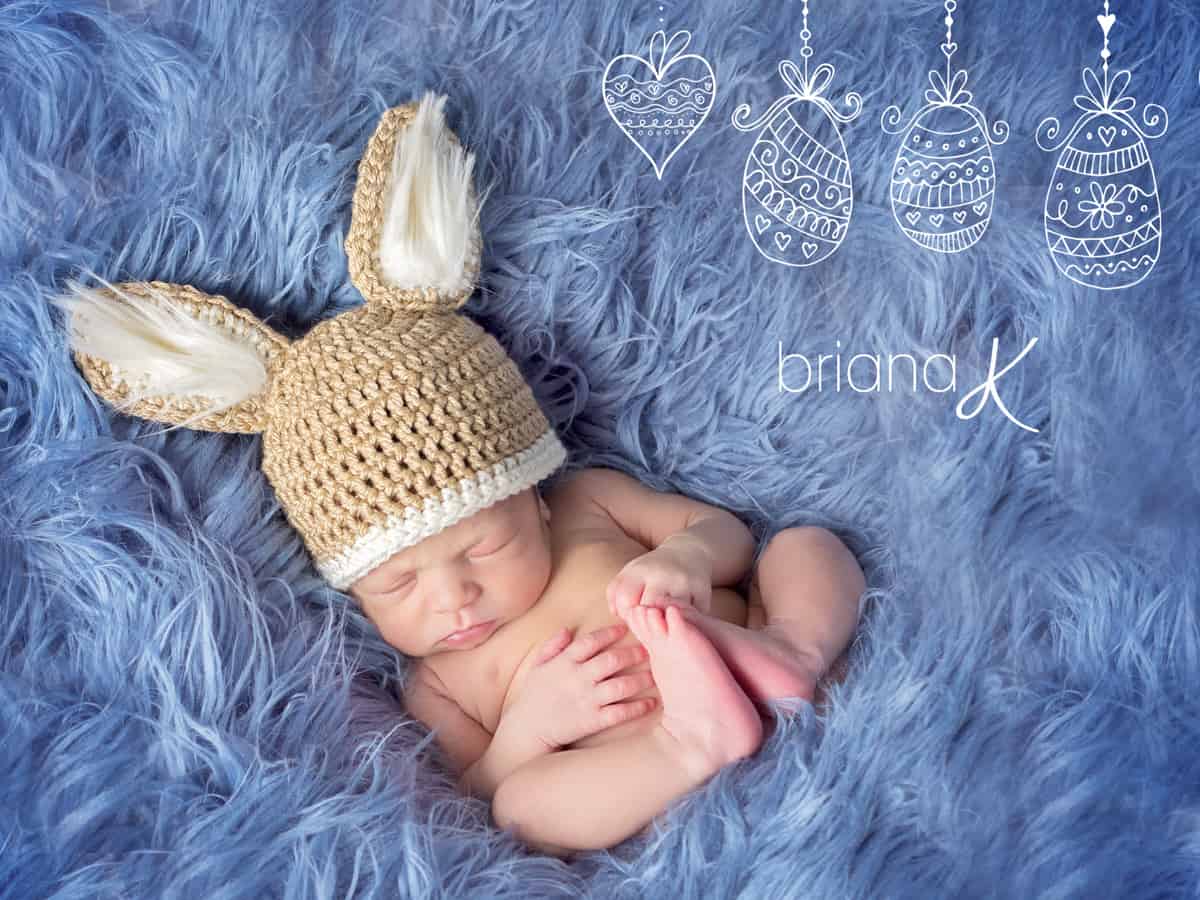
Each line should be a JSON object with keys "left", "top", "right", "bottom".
{"left": 1036, "top": 1, "right": 1167, "bottom": 291}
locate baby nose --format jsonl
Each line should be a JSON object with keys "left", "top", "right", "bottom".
{"left": 434, "top": 575, "right": 480, "bottom": 613}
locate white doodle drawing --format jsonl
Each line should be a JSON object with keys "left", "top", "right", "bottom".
{"left": 1036, "top": 1, "right": 1168, "bottom": 290}
{"left": 602, "top": 29, "right": 717, "bottom": 180}
{"left": 881, "top": 1, "right": 1009, "bottom": 254}
{"left": 731, "top": 0, "right": 862, "bottom": 267}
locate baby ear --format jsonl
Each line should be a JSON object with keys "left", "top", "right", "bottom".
{"left": 52, "top": 279, "right": 290, "bottom": 434}
{"left": 344, "top": 91, "right": 483, "bottom": 313}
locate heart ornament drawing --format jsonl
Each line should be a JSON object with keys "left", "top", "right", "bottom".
{"left": 602, "top": 29, "right": 717, "bottom": 180}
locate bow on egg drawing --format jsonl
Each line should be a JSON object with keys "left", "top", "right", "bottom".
{"left": 732, "top": 59, "right": 862, "bottom": 133}
{"left": 1037, "top": 66, "right": 1166, "bottom": 153}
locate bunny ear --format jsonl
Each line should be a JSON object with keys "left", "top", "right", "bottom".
{"left": 344, "top": 91, "right": 484, "bottom": 314}
{"left": 52, "top": 279, "right": 290, "bottom": 434}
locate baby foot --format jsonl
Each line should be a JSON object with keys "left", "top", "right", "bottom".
{"left": 622, "top": 605, "right": 763, "bottom": 784}
{"left": 671, "top": 606, "right": 825, "bottom": 710}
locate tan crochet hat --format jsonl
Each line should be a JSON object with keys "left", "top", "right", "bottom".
{"left": 54, "top": 92, "right": 568, "bottom": 591}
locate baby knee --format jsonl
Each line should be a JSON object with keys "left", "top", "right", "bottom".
{"left": 762, "top": 526, "right": 840, "bottom": 564}
{"left": 491, "top": 779, "right": 523, "bottom": 834}
{"left": 491, "top": 784, "right": 579, "bottom": 858}
{"left": 761, "top": 527, "right": 863, "bottom": 584}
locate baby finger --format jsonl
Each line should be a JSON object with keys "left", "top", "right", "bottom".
{"left": 587, "top": 644, "right": 648, "bottom": 680}
{"left": 597, "top": 671, "right": 655, "bottom": 704}
{"left": 567, "top": 622, "right": 628, "bottom": 663}
{"left": 600, "top": 697, "right": 658, "bottom": 728}
{"left": 532, "top": 626, "right": 574, "bottom": 665}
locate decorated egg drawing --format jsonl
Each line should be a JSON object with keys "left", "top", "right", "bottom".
{"left": 730, "top": 2, "right": 862, "bottom": 268}
{"left": 881, "top": 2, "right": 1008, "bottom": 254}
{"left": 1039, "top": 76, "right": 1166, "bottom": 290}
{"left": 1036, "top": 6, "right": 1168, "bottom": 290}
{"left": 732, "top": 59, "right": 862, "bottom": 267}
{"left": 885, "top": 77, "right": 1007, "bottom": 253}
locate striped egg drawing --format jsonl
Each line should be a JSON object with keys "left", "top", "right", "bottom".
{"left": 732, "top": 58, "right": 863, "bottom": 268}
{"left": 1036, "top": 7, "right": 1168, "bottom": 290}
{"left": 888, "top": 101, "right": 1001, "bottom": 254}
{"left": 1041, "top": 103, "right": 1164, "bottom": 290}
{"left": 880, "top": 1, "right": 1010, "bottom": 257}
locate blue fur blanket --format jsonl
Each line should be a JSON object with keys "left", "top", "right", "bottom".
{"left": 3, "top": 0, "right": 1199, "bottom": 896}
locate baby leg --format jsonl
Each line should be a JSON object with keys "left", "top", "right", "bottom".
{"left": 493, "top": 724, "right": 710, "bottom": 857}
{"left": 492, "top": 605, "right": 762, "bottom": 855}
{"left": 751, "top": 526, "right": 864, "bottom": 678}
{"left": 676, "top": 527, "right": 866, "bottom": 708}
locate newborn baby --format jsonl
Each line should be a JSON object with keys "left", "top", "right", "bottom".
{"left": 350, "top": 466, "right": 866, "bottom": 857}
{"left": 53, "top": 95, "right": 864, "bottom": 859}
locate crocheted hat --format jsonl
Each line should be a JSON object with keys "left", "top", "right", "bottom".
{"left": 54, "top": 92, "right": 568, "bottom": 591}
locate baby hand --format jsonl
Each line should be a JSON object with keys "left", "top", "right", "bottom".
{"left": 505, "top": 623, "right": 658, "bottom": 752}
{"left": 607, "top": 541, "right": 713, "bottom": 617}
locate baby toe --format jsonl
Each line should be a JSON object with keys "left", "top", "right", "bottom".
{"left": 646, "top": 606, "right": 668, "bottom": 639}
{"left": 624, "top": 606, "right": 648, "bottom": 643}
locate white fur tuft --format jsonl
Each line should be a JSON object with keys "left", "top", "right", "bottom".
{"left": 377, "top": 91, "right": 479, "bottom": 296}
{"left": 52, "top": 278, "right": 269, "bottom": 422}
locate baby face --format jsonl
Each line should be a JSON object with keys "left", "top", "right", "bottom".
{"left": 348, "top": 487, "right": 553, "bottom": 657}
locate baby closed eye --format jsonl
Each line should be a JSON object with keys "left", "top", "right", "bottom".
{"left": 469, "top": 533, "right": 517, "bottom": 559}
{"left": 384, "top": 574, "right": 415, "bottom": 593}
{"left": 377, "top": 532, "right": 521, "bottom": 595}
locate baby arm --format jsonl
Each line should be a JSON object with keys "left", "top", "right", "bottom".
{"left": 404, "top": 664, "right": 549, "bottom": 799}
{"left": 557, "top": 467, "right": 755, "bottom": 614}
{"left": 495, "top": 603, "right": 766, "bottom": 857}
{"left": 458, "top": 720, "right": 550, "bottom": 800}
{"left": 405, "top": 625, "right": 658, "bottom": 804}
{"left": 491, "top": 725, "right": 704, "bottom": 857}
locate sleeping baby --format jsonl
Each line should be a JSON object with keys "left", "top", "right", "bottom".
{"left": 349, "top": 467, "right": 865, "bottom": 857}
{"left": 55, "top": 92, "right": 866, "bottom": 858}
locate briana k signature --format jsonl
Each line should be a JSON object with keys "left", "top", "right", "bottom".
{"left": 777, "top": 336, "right": 1042, "bottom": 433}
{"left": 955, "top": 337, "right": 1040, "bottom": 433}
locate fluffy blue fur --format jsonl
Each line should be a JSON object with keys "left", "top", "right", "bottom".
{"left": 3, "top": 0, "right": 1200, "bottom": 895}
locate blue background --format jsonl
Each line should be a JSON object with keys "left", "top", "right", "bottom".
{"left": 2, "top": 0, "right": 1198, "bottom": 896}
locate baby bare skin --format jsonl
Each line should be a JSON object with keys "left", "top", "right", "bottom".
{"left": 350, "top": 468, "right": 865, "bottom": 857}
